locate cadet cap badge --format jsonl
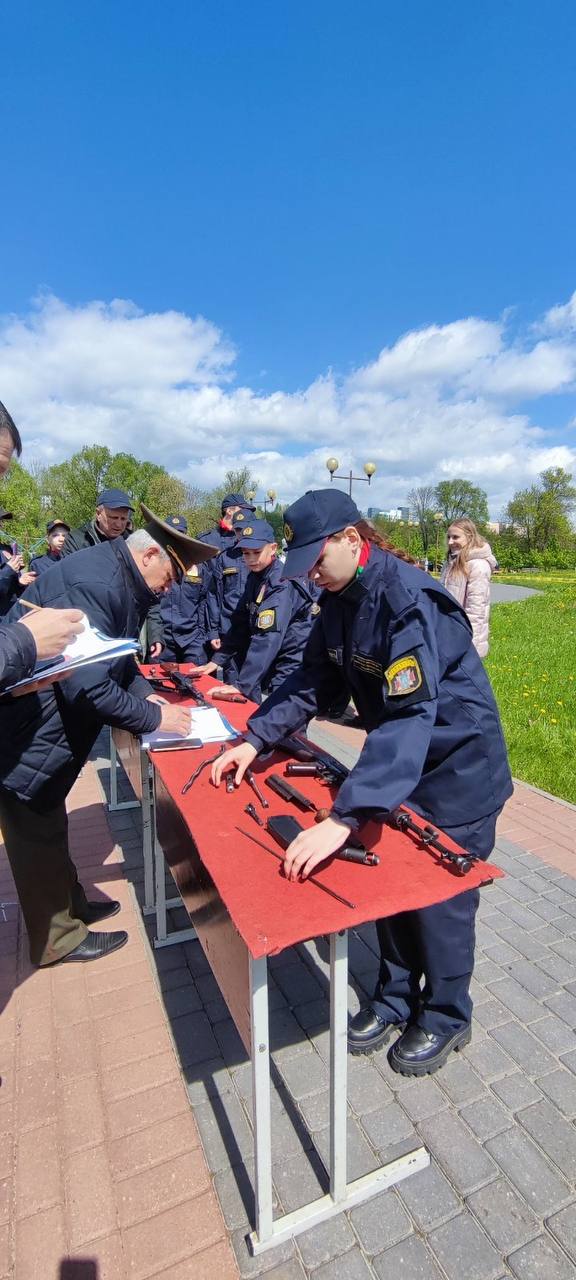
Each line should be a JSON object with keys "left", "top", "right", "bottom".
{"left": 283, "top": 522, "right": 294, "bottom": 543}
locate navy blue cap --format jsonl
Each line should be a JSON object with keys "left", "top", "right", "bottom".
{"left": 96, "top": 488, "right": 134, "bottom": 510}
{"left": 165, "top": 514, "right": 188, "bottom": 533}
{"left": 281, "top": 489, "right": 361, "bottom": 578}
{"left": 221, "top": 492, "right": 256, "bottom": 514}
{"left": 47, "top": 519, "right": 70, "bottom": 534}
{"left": 235, "top": 519, "right": 276, "bottom": 549}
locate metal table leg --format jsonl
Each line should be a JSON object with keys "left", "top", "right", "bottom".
{"left": 108, "top": 729, "right": 141, "bottom": 812}
{"left": 151, "top": 772, "right": 197, "bottom": 949}
{"left": 250, "top": 955, "right": 274, "bottom": 1242}
{"left": 249, "top": 928, "right": 429, "bottom": 1254}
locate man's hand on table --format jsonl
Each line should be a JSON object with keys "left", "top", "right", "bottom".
{"left": 211, "top": 741, "right": 257, "bottom": 786}
{"left": 283, "top": 817, "right": 351, "bottom": 882}
{"left": 158, "top": 704, "right": 192, "bottom": 736}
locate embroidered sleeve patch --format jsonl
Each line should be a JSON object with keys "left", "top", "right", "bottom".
{"left": 257, "top": 608, "right": 276, "bottom": 630}
{"left": 385, "top": 655, "right": 422, "bottom": 696}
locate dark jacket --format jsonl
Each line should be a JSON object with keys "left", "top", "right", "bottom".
{"left": 0, "top": 558, "right": 24, "bottom": 618}
{"left": 160, "top": 564, "right": 207, "bottom": 661}
{"left": 204, "top": 543, "right": 249, "bottom": 642}
{"left": 0, "top": 621, "right": 37, "bottom": 692}
{"left": 197, "top": 524, "right": 236, "bottom": 554}
{"left": 29, "top": 549, "right": 63, "bottom": 575}
{"left": 62, "top": 520, "right": 129, "bottom": 556}
{"left": 220, "top": 559, "right": 316, "bottom": 703}
{"left": 245, "top": 547, "right": 512, "bottom": 830}
{"left": 1, "top": 539, "right": 162, "bottom": 812}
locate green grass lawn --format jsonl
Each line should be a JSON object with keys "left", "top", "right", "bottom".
{"left": 485, "top": 572, "right": 576, "bottom": 803}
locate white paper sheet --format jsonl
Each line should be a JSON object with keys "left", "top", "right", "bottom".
{"left": 141, "top": 705, "right": 236, "bottom": 749}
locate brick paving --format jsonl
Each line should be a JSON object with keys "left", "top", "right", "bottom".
{"left": 1, "top": 724, "right": 576, "bottom": 1279}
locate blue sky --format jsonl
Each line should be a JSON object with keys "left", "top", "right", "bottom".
{"left": 1, "top": 0, "right": 575, "bottom": 514}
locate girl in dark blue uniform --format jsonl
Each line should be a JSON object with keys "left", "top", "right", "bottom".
{"left": 212, "top": 489, "right": 512, "bottom": 1076}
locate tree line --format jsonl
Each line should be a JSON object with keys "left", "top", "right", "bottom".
{"left": 0, "top": 445, "right": 574, "bottom": 570}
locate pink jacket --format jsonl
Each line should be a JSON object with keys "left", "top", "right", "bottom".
{"left": 440, "top": 543, "right": 496, "bottom": 658}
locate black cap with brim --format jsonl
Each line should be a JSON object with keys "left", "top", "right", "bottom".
{"left": 281, "top": 489, "right": 362, "bottom": 579}
{"left": 140, "top": 503, "right": 219, "bottom": 578}
{"left": 47, "top": 519, "right": 71, "bottom": 534}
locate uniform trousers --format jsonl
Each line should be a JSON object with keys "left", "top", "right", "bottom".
{"left": 0, "top": 791, "right": 89, "bottom": 966}
{"left": 372, "top": 810, "right": 499, "bottom": 1036}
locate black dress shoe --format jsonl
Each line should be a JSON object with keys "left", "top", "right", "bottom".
{"left": 390, "top": 1024, "right": 471, "bottom": 1076}
{"left": 348, "top": 1006, "right": 405, "bottom": 1055}
{"left": 58, "top": 930, "right": 128, "bottom": 964}
{"left": 77, "top": 899, "right": 121, "bottom": 925}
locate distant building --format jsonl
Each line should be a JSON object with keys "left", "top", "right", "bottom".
{"left": 368, "top": 506, "right": 410, "bottom": 522}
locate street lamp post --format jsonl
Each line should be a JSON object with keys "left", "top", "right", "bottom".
{"left": 325, "top": 458, "right": 377, "bottom": 497}
{"left": 248, "top": 489, "right": 278, "bottom": 515}
{"left": 433, "top": 512, "right": 444, "bottom": 569}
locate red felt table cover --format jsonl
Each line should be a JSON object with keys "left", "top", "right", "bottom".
{"left": 144, "top": 668, "right": 503, "bottom": 958}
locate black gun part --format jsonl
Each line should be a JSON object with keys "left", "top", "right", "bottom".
{"left": 392, "top": 811, "right": 475, "bottom": 876}
{"left": 181, "top": 744, "right": 225, "bottom": 795}
{"left": 236, "top": 827, "right": 356, "bottom": 910}
{"left": 244, "top": 803, "right": 265, "bottom": 827}
{"left": 265, "top": 774, "right": 317, "bottom": 813}
{"left": 160, "top": 664, "right": 209, "bottom": 707}
{"left": 245, "top": 768, "right": 269, "bottom": 809}
{"left": 225, "top": 771, "right": 236, "bottom": 794}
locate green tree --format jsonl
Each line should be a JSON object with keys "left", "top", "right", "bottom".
{"left": 0, "top": 462, "right": 44, "bottom": 554}
{"left": 406, "top": 486, "right": 436, "bottom": 552}
{"left": 505, "top": 468, "right": 576, "bottom": 552}
{"left": 41, "top": 445, "right": 113, "bottom": 528}
{"left": 434, "top": 479, "right": 489, "bottom": 526}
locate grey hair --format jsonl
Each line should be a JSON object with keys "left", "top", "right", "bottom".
{"left": 126, "top": 529, "right": 169, "bottom": 558}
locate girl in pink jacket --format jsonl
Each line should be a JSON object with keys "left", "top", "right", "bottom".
{"left": 440, "top": 518, "right": 497, "bottom": 657}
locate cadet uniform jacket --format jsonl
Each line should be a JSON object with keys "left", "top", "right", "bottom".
{"left": 245, "top": 547, "right": 512, "bottom": 829}
{"left": 219, "top": 559, "right": 316, "bottom": 703}
{"left": 1, "top": 539, "right": 162, "bottom": 812}
{"left": 160, "top": 564, "right": 207, "bottom": 659}
{"left": 204, "top": 543, "right": 249, "bottom": 642}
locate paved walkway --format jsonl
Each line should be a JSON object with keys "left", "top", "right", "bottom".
{"left": 1, "top": 727, "right": 576, "bottom": 1279}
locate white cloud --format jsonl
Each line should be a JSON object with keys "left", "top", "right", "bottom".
{"left": 1, "top": 291, "right": 575, "bottom": 518}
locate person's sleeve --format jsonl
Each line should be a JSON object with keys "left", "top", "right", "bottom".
{"left": 463, "top": 561, "right": 491, "bottom": 652}
{"left": 331, "top": 602, "right": 440, "bottom": 830}
{"left": 0, "top": 621, "right": 38, "bottom": 692}
{"left": 243, "top": 616, "right": 344, "bottom": 752}
{"left": 204, "top": 564, "right": 222, "bottom": 641}
{"left": 42, "top": 578, "right": 161, "bottom": 733}
{"left": 0, "top": 562, "right": 20, "bottom": 608}
{"left": 145, "top": 601, "right": 164, "bottom": 649}
{"left": 60, "top": 530, "right": 81, "bottom": 556}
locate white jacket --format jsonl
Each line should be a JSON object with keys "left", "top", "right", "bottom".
{"left": 440, "top": 543, "right": 496, "bottom": 658}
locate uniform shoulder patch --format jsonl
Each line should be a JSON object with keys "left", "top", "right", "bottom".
{"left": 257, "top": 608, "right": 276, "bottom": 630}
{"left": 385, "top": 655, "right": 422, "bottom": 696}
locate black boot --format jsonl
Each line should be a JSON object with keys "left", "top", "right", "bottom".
{"left": 390, "top": 1024, "right": 471, "bottom": 1076}
{"left": 348, "top": 1006, "right": 404, "bottom": 1055}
